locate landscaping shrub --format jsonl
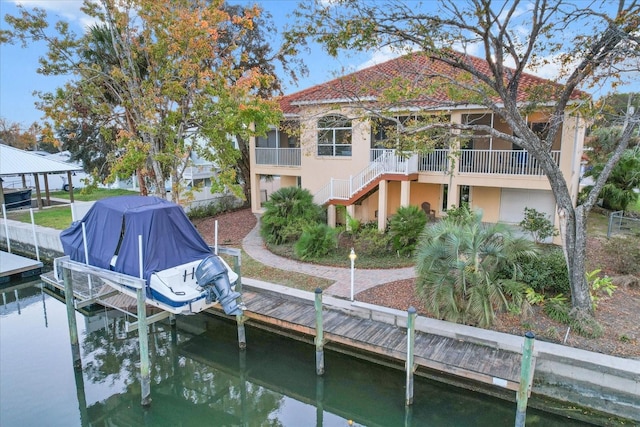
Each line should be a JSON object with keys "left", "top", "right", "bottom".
{"left": 294, "top": 223, "right": 337, "bottom": 260}
{"left": 415, "top": 208, "right": 537, "bottom": 328}
{"left": 443, "top": 203, "right": 474, "bottom": 225}
{"left": 260, "top": 187, "right": 324, "bottom": 244}
{"left": 187, "top": 195, "right": 241, "bottom": 220}
{"left": 603, "top": 236, "right": 640, "bottom": 275}
{"left": 519, "top": 207, "right": 558, "bottom": 243}
{"left": 353, "top": 227, "right": 392, "bottom": 256}
{"left": 388, "top": 205, "right": 427, "bottom": 256}
{"left": 504, "top": 245, "right": 570, "bottom": 295}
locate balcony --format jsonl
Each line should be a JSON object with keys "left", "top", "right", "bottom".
{"left": 459, "top": 149, "right": 560, "bottom": 175}
{"left": 255, "top": 147, "right": 301, "bottom": 167}
{"left": 183, "top": 164, "right": 217, "bottom": 180}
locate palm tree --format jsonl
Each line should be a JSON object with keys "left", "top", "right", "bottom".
{"left": 260, "top": 187, "right": 324, "bottom": 244}
{"left": 415, "top": 209, "right": 537, "bottom": 327}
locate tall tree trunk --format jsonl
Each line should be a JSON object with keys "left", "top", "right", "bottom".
{"left": 564, "top": 205, "right": 592, "bottom": 314}
{"left": 238, "top": 137, "right": 251, "bottom": 204}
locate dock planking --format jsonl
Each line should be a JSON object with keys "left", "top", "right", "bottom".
{"left": 1, "top": 251, "right": 43, "bottom": 283}
{"left": 40, "top": 268, "right": 523, "bottom": 393}
{"left": 228, "top": 287, "right": 523, "bottom": 392}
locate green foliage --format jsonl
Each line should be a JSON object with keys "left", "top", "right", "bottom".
{"left": 586, "top": 269, "right": 616, "bottom": 310}
{"left": 519, "top": 207, "right": 558, "bottom": 243}
{"left": 444, "top": 204, "right": 474, "bottom": 225}
{"left": 353, "top": 227, "right": 392, "bottom": 256}
{"left": 583, "top": 146, "right": 640, "bottom": 211}
{"left": 501, "top": 245, "right": 570, "bottom": 295}
{"left": 186, "top": 196, "right": 241, "bottom": 220}
{"left": 603, "top": 237, "right": 640, "bottom": 275}
{"left": 543, "top": 294, "right": 570, "bottom": 323}
{"left": 388, "top": 205, "right": 427, "bottom": 256}
{"left": 525, "top": 287, "right": 545, "bottom": 305}
{"left": 260, "top": 187, "right": 324, "bottom": 245}
{"left": 2, "top": 1, "right": 286, "bottom": 201}
{"left": 415, "top": 208, "right": 537, "bottom": 327}
{"left": 543, "top": 294, "right": 604, "bottom": 338}
{"left": 569, "top": 309, "right": 604, "bottom": 339}
{"left": 294, "top": 224, "right": 337, "bottom": 260}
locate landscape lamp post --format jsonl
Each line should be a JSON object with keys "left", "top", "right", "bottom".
{"left": 349, "top": 248, "right": 357, "bottom": 302}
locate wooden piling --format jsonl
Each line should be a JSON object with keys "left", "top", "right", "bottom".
{"left": 234, "top": 252, "right": 247, "bottom": 349}
{"left": 136, "top": 286, "right": 151, "bottom": 406}
{"left": 515, "top": 331, "right": 535, "bottom": 427}
{"left": 316, "top": 376, "right": 325, "bottom": 425}
{"left": 405, "top": 306, "right": 417, "bottom": 406}
{"left": 314, "top": 288, "right": 324, "bottom": 375}
{"left": 62, "top": 267, "right": 81, "bottom": 369}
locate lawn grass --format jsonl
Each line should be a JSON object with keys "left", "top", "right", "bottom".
{"left": 221, "top": 251, "right": 334, "bottom": 292}
{"left": 48, "top": 188, "right": 135, "bottom": 201}
{"left": 9, "top": 206, "right": 74, "bottom": 230}
{"left": 5, "top": 188, "right": 138, "bottom": 230}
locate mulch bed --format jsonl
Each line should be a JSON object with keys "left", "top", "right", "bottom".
{"left": 194, "top": 209, "right": 640, "bottom": 359}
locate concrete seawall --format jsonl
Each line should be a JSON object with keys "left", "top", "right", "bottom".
{"left": 2, "top": 217, "right": 639, "bottom": 423}
{"left": 245, "top": 279, "right": 640, "bottom": 423}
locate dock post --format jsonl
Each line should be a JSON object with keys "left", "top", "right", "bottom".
{"left": 314, "top": 287, "right": 324, "bottom": 375}
{"left": 62, "top": 267, "right": 81, "bottom": 369}
{"left": 515, "top": 331, "right": 535, "bottom": 427}
{"left": 233, "top": 252, "right": 247, "bottom": 349}
{"left": 405, "top": 306, "right": 417, "bottom": 406}
{"left": 136, "top": 286, "right": 152, "bottom": 406}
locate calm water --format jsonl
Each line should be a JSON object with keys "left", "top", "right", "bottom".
{"left": 0, "top": 279, "right": 592, "bottom": 427}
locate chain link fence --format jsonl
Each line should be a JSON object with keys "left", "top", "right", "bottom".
{"left": 607, "top": 210, "right": 640, "bottom": 238}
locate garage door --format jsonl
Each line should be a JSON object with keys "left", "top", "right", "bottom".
{"left": 499, "top": 189, "right": 556, "bottom": 224}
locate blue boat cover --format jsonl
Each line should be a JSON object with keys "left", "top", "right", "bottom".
{"left": 60, "top": 196, "right": 212, "bottom": 282}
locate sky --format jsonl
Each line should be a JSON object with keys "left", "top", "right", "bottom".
{"left": 0, "top": 0, "right": 638, "bottom": 129}
{"left": 0, "top": 0, "right": 373, "bottom": 128}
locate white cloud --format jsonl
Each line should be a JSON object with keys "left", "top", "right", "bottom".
{"left": 357, "top": 46, "right": 402, "bottom": 70}
{"left": 11, "top": 0, "right": 99, "bottom": 30}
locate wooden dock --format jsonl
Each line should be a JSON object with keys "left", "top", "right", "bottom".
{"left": 227, "top": 286, "right": 524, "bottom": 393}
{"left": 40, "top": 270, "right": 524, "bottom": 394}
{"left": 1, "top": 251, "right": 43, "bottom": 283}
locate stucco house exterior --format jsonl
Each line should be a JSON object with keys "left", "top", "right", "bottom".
{"left": 248, "top": 53, "right": 587, "bottom": 234}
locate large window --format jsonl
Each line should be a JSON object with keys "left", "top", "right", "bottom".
{"left": 317, "top": 114, "right": 352, "bottom": 157}
{"left": 372, "top": 114, "right": 451, "bottom": 149}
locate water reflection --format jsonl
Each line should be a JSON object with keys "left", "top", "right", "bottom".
{"left": 0, "top": 281, "right": 591, "bottom": 427}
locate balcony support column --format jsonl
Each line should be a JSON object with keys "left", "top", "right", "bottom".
{"left": 250, "top": 172, "right": 261, "bottom": 214}
{"left": 327, "top": 204, "right": 336, "bottom": 228}
{"left": 400, "top": 181, "right": 410, "bottom": 207}
{"left": 377, "top": 180, "right": 388, "bottom": 232}
{"left": 447, "top": 182, "right": 459, "bottom": 209}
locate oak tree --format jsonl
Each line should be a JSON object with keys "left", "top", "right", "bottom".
{"left": 2, "top": 0, "right": 282, "bottom": 201}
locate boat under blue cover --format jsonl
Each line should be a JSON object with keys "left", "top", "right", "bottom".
{"left": 60, "top": 195, "right": 242, "bottom": 315}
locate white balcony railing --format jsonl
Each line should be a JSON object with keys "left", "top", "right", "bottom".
{"left": 459, "top": 149, "right": 560, "bottom": 175}
{"left": 255, "top": 147, "right": 301, "bottom": 167}
{"left": 183, "top": 164, "right": 217, "bottom": 179}
{"left": 417, "top": 149, "right": 450, "bottom": 172}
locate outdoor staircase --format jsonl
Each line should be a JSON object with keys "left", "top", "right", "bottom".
{"left": 313, "top": 150, "right": 419, "bottom": 206}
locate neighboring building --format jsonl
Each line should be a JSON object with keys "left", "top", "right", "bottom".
{"left": 249, "top": 52, "right": 587, "bottom": 234}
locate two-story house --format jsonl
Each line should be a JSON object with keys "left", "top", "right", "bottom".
{"left": 249, "top": 53, "right": 586, "bottom": 234}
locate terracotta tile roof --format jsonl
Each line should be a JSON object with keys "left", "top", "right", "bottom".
{"left": 279, "top": 51, "right": 585, "bottom": 115}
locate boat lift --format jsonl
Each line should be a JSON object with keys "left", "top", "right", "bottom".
{"left": 41, "top": 245, "right": 244, "bottom": 408}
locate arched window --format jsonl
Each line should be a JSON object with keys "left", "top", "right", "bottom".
{"left": 317, "top": 114, "right": 352, "bottom": 157}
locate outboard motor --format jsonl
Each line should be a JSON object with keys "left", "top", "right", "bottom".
{"left": 195, "top": 255, "right": 243, "bottom": 315}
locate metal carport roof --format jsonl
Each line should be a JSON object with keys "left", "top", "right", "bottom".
{"left": 0, "top": 143, "right": 83, "bottom": 176}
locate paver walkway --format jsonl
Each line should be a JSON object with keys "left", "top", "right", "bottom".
{"left": 241, "top": 216, "right": 417, "bottom": 299}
